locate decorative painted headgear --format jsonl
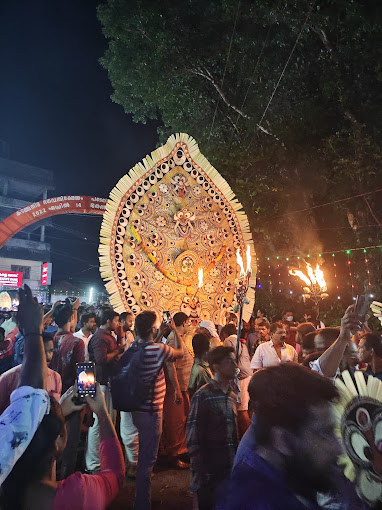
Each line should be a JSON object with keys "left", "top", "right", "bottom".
{"left": 99, "top": 133, "right": 256, "bottom": 324}
{"left": 334, "top": 370, "right": 382, "bottom": 506}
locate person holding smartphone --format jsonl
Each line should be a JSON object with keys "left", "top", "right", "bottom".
{"left": 161, "top": 312, "right": 193, "bottom": 469}
{"left": 131, "top": 310, "right": 184, "bottom": 510}
{"left": 1, "top": 383, "right": 125, "bottom": 510}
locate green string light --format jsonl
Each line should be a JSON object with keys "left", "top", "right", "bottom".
{"left": 346, "top": 250, "right": 351, "bottom": 254}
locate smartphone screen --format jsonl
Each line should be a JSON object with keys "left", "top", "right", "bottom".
{"left": 354, "top": 294, "right": 369, "bottom": 328}
{"left": 163, "top": 311, "right": 171, "bottom": 324}
{"left": 76, "top": 362, "right": 96, "bottom": 398}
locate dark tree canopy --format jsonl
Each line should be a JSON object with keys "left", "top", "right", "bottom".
{"left": 98, "top": 0, "right": 382, "bottom": 317}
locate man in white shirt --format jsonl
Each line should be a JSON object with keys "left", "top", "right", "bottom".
{"left": 250, "top": 321, "right": 298, "bottom": 371}
{"left": 73, "top": 312, "right": 97, "bottom": 362}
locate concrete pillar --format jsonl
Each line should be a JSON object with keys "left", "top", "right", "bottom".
{"left": 40, "top": 225, "right": 45, "bottom": 242}
{"left": 42, "top": 188, "right": 48, "bottom": 200}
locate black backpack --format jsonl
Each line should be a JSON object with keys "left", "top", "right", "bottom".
{"left": 110, "top": 340, "right": 161, "bottom": 412}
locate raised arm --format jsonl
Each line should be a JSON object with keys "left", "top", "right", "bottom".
{"left": 154, "top": 321, "right": 170, "bottom": 343}
{"left": 315, "top": 305, "right": 361, "bottom": 378}
{"left": 167, "top": 320, "right": 184, "bottom": 359}
{"left": 43, "top": 300, "right": 60, "bottom": 327}
{"left": 17, "top": 285, "right": 46, "bottom": 389}
{"left": 0, "top": 286, "right": 49, "bottom": 485}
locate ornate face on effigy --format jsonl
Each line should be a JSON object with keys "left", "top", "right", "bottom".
{"left": 181, "top": 256, "right": 194, "bottom": 276}
{"left": 342, "top": 398, "right": 382, "bottom": 505}
{"left": 335, "top": 371, "right": 382, "bottom": 507}
{"left": 173, "top": 208, "right": 196, "bottom": 238}
{"left": 99, "top": 134, "right": 256, "bottom": 321}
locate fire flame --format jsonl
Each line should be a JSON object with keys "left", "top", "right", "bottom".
{"left": 246, "top": 245, "right": 252, "bottom": 275}
{"left": 289, "top": 262, "right": 327, "bottom": 293}
{"left": 236, "top": 248, "right": 245, "bottom": 277}
{"left": 198, "top": 267, "right": 204, "bottom": 288}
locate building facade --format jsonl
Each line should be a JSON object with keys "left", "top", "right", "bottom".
{"left": 0, "top": 143, "right": 54, "bottom": 301}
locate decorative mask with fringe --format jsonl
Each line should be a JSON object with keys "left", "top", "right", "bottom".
{"left": 99, "top": 133, "right": 256, "bottom": 324}
{"left": 334, "top": 370, "right": 382, "bottom": 506}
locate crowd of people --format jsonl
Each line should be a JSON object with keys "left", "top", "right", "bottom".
{"left": 0, "top": 288, "right": 380, "bottom": 509}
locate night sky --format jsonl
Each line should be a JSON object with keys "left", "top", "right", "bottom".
{"left": 0, "top": 0, "right": 159, "bottom": 290}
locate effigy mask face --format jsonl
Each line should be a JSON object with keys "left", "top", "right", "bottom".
{"left": 99, "top": 134, "right": 256, "bottom": 325}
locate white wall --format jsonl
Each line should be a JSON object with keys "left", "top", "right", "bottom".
{"left": 0, "top": 256, "right": 42, "bottom": 288}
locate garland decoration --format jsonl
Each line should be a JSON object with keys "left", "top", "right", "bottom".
{"left": 99, "top": 133, "right": 256, "bottom": 323}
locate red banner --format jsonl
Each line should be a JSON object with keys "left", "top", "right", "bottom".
{"left": 41, "top": 262, "right": 52, "bottom": 286}
{"left": 0, "top": 196, "right": 106, "bottom": 249}
{"left": 0, "top": 271, "right": 23, "bottom": 287}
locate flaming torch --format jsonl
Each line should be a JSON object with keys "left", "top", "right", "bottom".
{"left": 192, "top": 267, "right": 204, "bottom": 301}
{"left": 289, "top": 262, "right": 328, "bottom": 315}
{"left": 198, "top": 267, "right": 204, "bottom": 289}
{"left": 235, "top": 247, "right": 252, "bottom": 362}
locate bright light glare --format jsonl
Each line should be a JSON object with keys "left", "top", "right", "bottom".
{"left": 198, "top": 267, "right": 204, "bottom": 288}
{"left": 236, "top": 249, "right": 245, "bottom": 277}
{"left": 246, "top": 245, "right": 252, "bottom": 274}
{"left": 89, "top": 287, "right": 94, "bottom": 303}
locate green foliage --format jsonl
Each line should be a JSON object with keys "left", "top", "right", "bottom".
{"left": 98, "top": 0, "right": 382, "bottom": 315}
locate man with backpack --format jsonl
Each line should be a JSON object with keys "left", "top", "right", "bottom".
{"left": 114, "top": 310, "right": 184, "bottom": 510}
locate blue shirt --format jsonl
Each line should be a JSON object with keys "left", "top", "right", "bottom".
{"left": 220, "top": 416, "right": 366, "bottom": 510}
{"left": 216, "top": 435, "right": 320, "bottom": 510}
{"left": 12, "top": 333, "right": 24, "bottom": 367}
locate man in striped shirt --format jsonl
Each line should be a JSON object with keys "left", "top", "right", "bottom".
{"left": 132, "top": 310, "right": 184, "bottom": 510}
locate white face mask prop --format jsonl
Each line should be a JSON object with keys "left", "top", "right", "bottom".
{"left": 286, "top": 315, "right": 293, "bottom": 322}
{"left": 335, "top": 371, "right": 382, "bottom": 507}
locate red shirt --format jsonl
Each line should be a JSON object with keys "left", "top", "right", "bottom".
{"left": 88, "top": 328, "right": 118, "bottom": 385}
{"left": 51, "top": 331, "right": 85, "bottom": 393}
{"left": 285, "top": 329, "right": 297, "bottom": 349}
{"left": 54, "top": 437, "right": 124, "bottom": 510}
{"left": 0, "top": 364, "right": 62, "bottom": 414}
{"left": 0, "top": 331, "right": 16, "bottom": 375}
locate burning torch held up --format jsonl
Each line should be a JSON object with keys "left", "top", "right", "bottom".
{"left": 234, "top": 246, "right": 252, "bottom": 361}
{"left": 289, "top": 262, "right": 328, "bottom": 314}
